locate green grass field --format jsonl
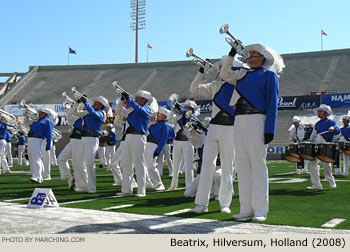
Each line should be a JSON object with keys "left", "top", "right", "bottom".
{"left": 1, "top": 159, "right": 350, "bottom": 230}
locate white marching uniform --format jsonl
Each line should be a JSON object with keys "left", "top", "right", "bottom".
{"left": 98, "top": 146, "right": 107, "bottom": 166}
{"left": 17, "top": 136, "right": 27, "bottom": 166}
{"left": 289, "top": 123, "right": 308, "bottom": 174}
{"left": 40, "top": 139, "right": 51, "bottom": 180}
{"left": 5, "top": 140, "right": 12, "bottom": 168}
{"left": 0, "top": 122, "right": 10, "bottom": 173}
{"left": 191, "top": 71, "right": 235, "bottom": 210}
{"left": 157, "top": 143, "right": 173, "bottom": 176}
{"left": 57, "top": 103, "right": 88, "bottom": 191}
{"left": 338, "top": 124, "right": 350, "bottom": 176}
{"left": 50, "top": 142, "right": 58, "bottom": 165}
{"left": 308, "top": 115, "right": 339, "bottom": 189}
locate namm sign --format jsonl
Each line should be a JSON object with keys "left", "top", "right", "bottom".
{"left": 321, "top": 93, "right": 350, "bottom": 108}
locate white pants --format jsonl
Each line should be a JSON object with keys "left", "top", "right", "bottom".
{"left": 309, "top": 159, "right": 336, "bottom": 188}
{"left": 18, "top": 144, "right": 26, "bottom": 166}
{"left": 195, "top": 124, "right": 235, "bottom": 208}
{"left": 234, "top": 114, "right": 269, "bottom": 217}
{"left": 157, "top": 144, "right": 173, "bottom": 176}
{"left": 6, "top": 142, "right": 12, "bottom": 167}
{"left": 296, "top": 159, "right": 309, "bottom": 173}
{"left": 50, "top": 144, "right": 58, "bottom": 165}
{"left": 343, "top": 153, "right": 349, "bottom": 175}
{"left": 40, "top": 139, "right": 51, "bottom": 180}
{"left": 145, "top": 142, "right": 164, "bottom": 188}
{"left": 28, "top": 137, "right": 44, "bottom": 182}
{"left": 82, "top": 137, "right": 99, "bottom": 192}
{"left": 170, "top": 140, "right": 194, "bottom": 188}
{"left": 109, "top": 141, "right": 124, "bottom": 185}
{"left": 58, "top": 138, "right": 88, "bottom": 190}
{"left": 121, "top": 134, "right": 147, "bottom": 195}
{"left": 0, "top": 139, "right": 10, "bottom": 173}
{"left": 105, "top": 145, "right": 116, "bottom": 166}
{"left": 98, "top": 146, "right": 107, "bottom": 165}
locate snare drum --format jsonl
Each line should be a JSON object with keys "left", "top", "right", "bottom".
{"left": 285, "top": 145, "right": 302, "bottom": 163}
{"left": 317, "top": 143, "right": 339, "bottom": 163}
{"left": 298, "top": 142, "right": 316, "bottom": 160}
{"left": 287, "top": 143, "right": 300, "bottom": 158}
{"left": 344, "top": 143, "right": 350, "bottom": 155}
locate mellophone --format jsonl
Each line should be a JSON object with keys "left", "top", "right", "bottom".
{"left": 285, "top": 142, "right": 350, "bottom": 163}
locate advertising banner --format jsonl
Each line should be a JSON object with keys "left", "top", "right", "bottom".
{"left": 321, "top": 93, "right": 350, "bottom": 108}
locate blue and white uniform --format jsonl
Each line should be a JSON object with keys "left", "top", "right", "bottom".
{"left": 105, "top": 128, "right": 117, "bottom": 166}
{"left": 339, "top": 123, "right": 350, "bottom": 175}
{"left": 0, "top": 122, "right": 10, "bottom": 173}
{"left": 58, "top": 102, "right": 88, "bottom": 191}
{"left": 17, "top": 135, "right": 27, "bottom": 166}
{"left": 157, "top": 125, "right": 175, "bottom": 176}
{"left": 5, "top": 131, "right": 13, "bottom": 167}
{"left": 27, "top": 116, "right": 54, "bottom": 183}
{"left": 220, "top": 47, "right": 281, "bottom": 220}
{"left": 81, "top": 100, "right": 106, "bottom": 193}
{"left": 169, "top": 106, "right": 195, "bottom": 189}
{"left": 145, "top": 120, "right": 172, "bottom": 190}
{"left": 191, "top": 69, "right": 236, "bottom": 213}
{"left": 309, "top": 115, "right": 340, "bottom": 189}
{"left": 116, "top": 96, "right": 151, "bottom": 196}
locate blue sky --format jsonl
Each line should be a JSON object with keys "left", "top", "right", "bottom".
{"left": 1, "top": 0, "right": 349, "bottom": 74}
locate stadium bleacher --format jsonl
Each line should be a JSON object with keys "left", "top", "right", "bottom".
{"left": 0, "top": 48, "right": 349, "bottom": 155}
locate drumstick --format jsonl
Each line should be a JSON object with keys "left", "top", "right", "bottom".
{"left": 318, "top": 130, "right": 329, "bottom": 135}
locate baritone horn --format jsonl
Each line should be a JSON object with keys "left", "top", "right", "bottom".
{"left": 167, "top": 93, "right": 184, "bottom": 113}
{"left": 185, "top": 110, "right": 208, "bottom": 133}
{"left": 0, "top": 108, "right": 18, "bottom": 128}
{"left": 186, "top": 48, "right": 216, "bottom": 73}
{"left": 19, "top": 99, "right": 39, "bottom": 122}
{"left": 219, "top": 24, "right": 250, "bottom": 60}
{"left": 62, "top": 92, "right": 76, "bottom": 109}
{"left": 52, "top": 128, "right": 62, "bottom": 142}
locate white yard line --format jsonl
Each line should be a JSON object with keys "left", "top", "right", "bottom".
{"left": 163, "top": 208, "right": 192, "bottom": 216}
{"left": 321, "top": 218, "right": 346, "bottom": 228}
{"left": 102, "top": 204, "right": 134, "bottom": 210}
{"left": 4, "top": 197, "right": 30, "bottom": 202}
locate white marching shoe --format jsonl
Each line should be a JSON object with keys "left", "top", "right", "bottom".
{"left": 192, "top": 205, "right": 208, "bottom": 214}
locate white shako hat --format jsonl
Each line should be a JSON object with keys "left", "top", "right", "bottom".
{"left": 91, "top": 96, "right": 112, "bottom": 116}
{"left": 158, "top": 106, "right": 171, "bottom": 120}
{"left": 314, "top": 104, "right": 332, "bottom": 115}
{"left": 134, "top": 90, "right": 153, "bottom": 105}
{"left": 245, "top": 43, "right": 285, "bottom": 75}
{"left": 292, "top": 116, "right": 301, "bottom": 123}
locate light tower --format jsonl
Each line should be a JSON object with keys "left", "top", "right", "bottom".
{"left": 130, "top": 0, "right": 146, "bottom": 63}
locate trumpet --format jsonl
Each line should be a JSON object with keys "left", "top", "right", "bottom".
{"left": 185, "top": 110, "right": 208, "bottom": 133}
{"left": 62, "top": 92, "right": 76, "bottom": 109}
{"left": 167, "top": 93, "right": 185, "bottom": 113}
{"left": 19, "top": 99, "right": 39, "bottom": 122}
{"left": 71, "top": 87, "right": 91, "bottom": 103}
{"left": 17, "top": 122, "right": 30, "bottom": 136}
{"left": 186, "top": 48, "right": 216, "bottom": 73}
{"left": 219, "top": 24, "right": 250, "bottom": 60}
{"left": 112, "top": 81, "right": 133, "bottom": 99}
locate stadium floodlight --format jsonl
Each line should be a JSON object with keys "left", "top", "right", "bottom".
{"left": 130, "top": 0, "right": 146, "bottom": 63}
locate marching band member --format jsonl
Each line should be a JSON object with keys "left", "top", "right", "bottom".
{"left": 168, "top": 100, "right": 198, "bottom": 190}
{"left": 289, "top": 116, "right": 308, "bottom": 174}
{"left": 79, "top": 95, "right": 111, "bottom": 193}
{"left": 98, "top": 131, "right": 108, "bottom": 168}
{"left": 0, "top": 121, "right": 11, "bottom": 174}
{"left": 116, "top": 90, "right": 152, "bottom": 197}
{"left": 308, "top": 104, "right": 340, "bottom": 190}
{"left": 144, "top": 107, "right": 173, "bottom": 191}
{"left": 339, "top": 115, "right": 350, "bottom": 176}
{"left": 157, "top": 123, "right": 175, "bottom": 176}
{"left": 17, "top": 132, "right": 28, "bottom": 166}
{"left": 191, "top": 57, "right": 236, "bottom": 214}
{"left": 26, "top": 108, "right": 54, "bottom": 183}
{"left": 220, "top": 44, "right": 284, "bottom": 221}
{"left": 50, "top": 141, "right": 58, "bottom": 165}
{"left": 5, "top": 131, "right": 13, "bottom": 168}
{"left": 57, "top": 102, "right": 88, "bottom": 191}
{"left": 105, "top": 124, "right": 117, "bottom": 167}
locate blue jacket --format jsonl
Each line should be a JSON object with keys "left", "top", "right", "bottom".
{"left": 19, "top": 136, "right": 26, "bottom": 145}
{"left": 167, "top": 126, "right": 175, "bottom": 144}
{"left": 73, "top": 118, "right": 83, "bottom": 131}
{"left": 236, "top": 68, "right": 279, "bottom": 134}
{"left": 107, "top": 131, "right": 117, "bottom": 145}
{"left": 315, "top": 118, "right": 340, "bottom": 142}
{"left": 30, "top": 117, "right": 54, "bottom": 150}
{"left": 0, "top": 122, "right": 8, "bottom": 139}
{"left": 5, "top": 130, "right": 12, "bottom": 142}
{"left": 126, "top": 98, "right": 151, "bottom": 135}
{"left": 149, "top": 121, "right": 172, "bottom": 154}
{"left": 341, "top": 125, "right": 350, "bottom": 140}
{"left": 83, "top": 102, "right": 105, "bottom": 133}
